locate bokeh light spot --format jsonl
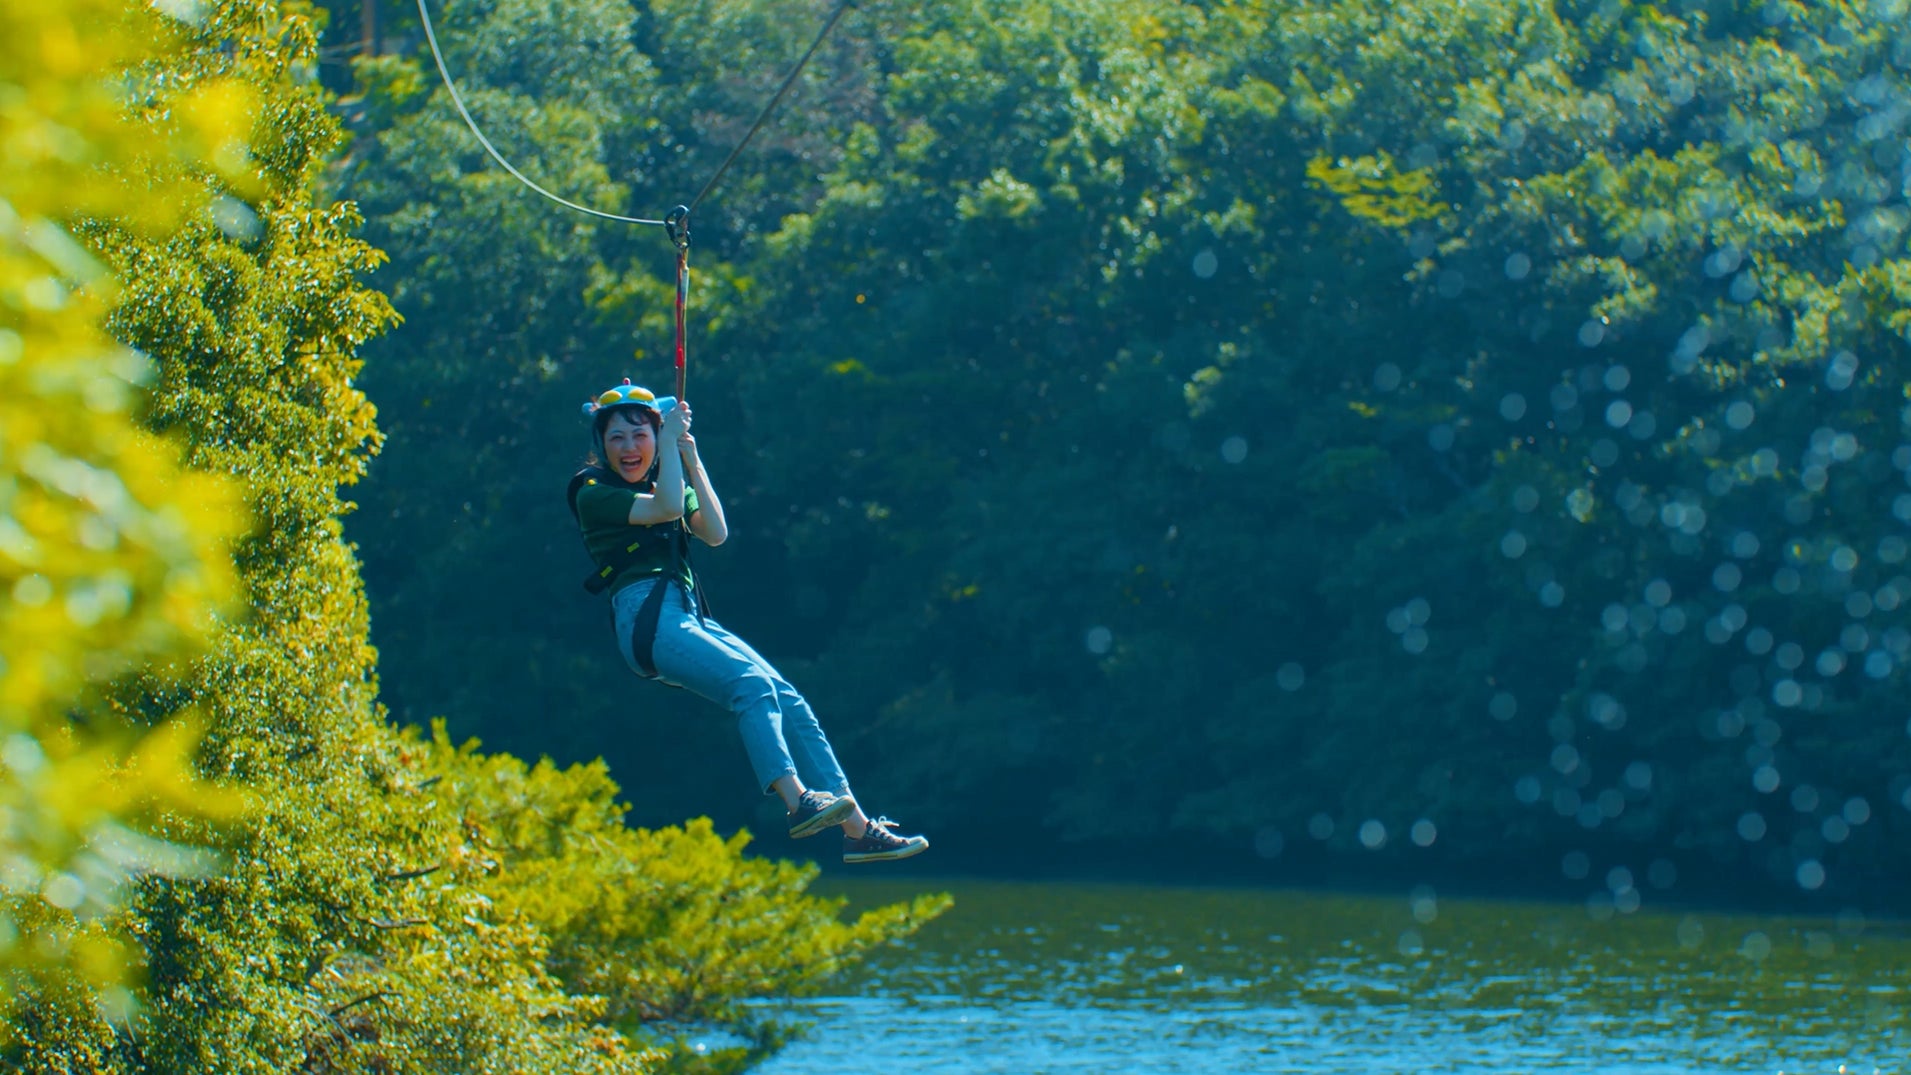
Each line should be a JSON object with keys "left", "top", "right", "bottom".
{"left": 1253, "top": 827, "right": 1284, "bottom": 859}
{"left": 1276, "top": 662, "right": 1305, "bottom": 691}
{"left": 1796, "top": 860, "right": 1827, "bottom": 891}
{"left": 41, "top": 873, "right": 85, "bottom": 911}
{"left": 1410, "top": 884, "right": 1437, "bottom": 921}
{"left": 1358, "top": 820, "right": 1387, "bottom": 849}
{"left": 1676, "top": 917, "right": 1704, "bottom": 948}
{"left": 1624, "top": 761, "right": 1653, "bottom": 791}
{"left": 1844, "top": 797, "right": 1871, "bottom": 825}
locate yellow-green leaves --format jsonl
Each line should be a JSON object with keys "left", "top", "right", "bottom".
{"left": 2, "top": 0, "right": 249, "bottom": 1012}
{"left": 416, "top": 722, "right": 948, "bottom": 1063}
{"left": 1306, "top": 152, "right": 1447, "bottom": 229}
{"left": 958, "top": 168, "right": 1044, "bottom": 221}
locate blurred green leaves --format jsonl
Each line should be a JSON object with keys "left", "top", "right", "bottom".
{"left": 2, "top": 0, "right": 250, "bottom": 1016}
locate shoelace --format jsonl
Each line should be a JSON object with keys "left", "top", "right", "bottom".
{"left": 864, "top": 816, "right": 902, "bottom": 837}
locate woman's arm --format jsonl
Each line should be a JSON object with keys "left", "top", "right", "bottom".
{"left": 676, "top": 404, "right": 728, "bottom": 545}
{"left": 625, "top": 409, "right": 687, "bottom": 525}
{"left": 683, "top": 457, "right": 727, "bottom": 545}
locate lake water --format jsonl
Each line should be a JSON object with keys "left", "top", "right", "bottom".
{"left": 749, "top": 877, "right": 1909, "bottom": 1074}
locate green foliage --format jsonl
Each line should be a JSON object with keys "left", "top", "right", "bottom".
{"left": 331, "top": 0, "right": 1911, "bottom": 907}
{"left": 1, "top": 0, "right": 250, "bottom": 1019}
{"left": 8, "top": 1, "right": 943, "bottom": 1070}
{"left": 418, "top": 722, "right": 950, "bottom": 1060}
{"left": 1305, "top": 152, "right": 1448, "bottom": 228}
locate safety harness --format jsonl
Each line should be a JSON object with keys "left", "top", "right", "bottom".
{"left": 566, "top": 465, "right": 707, "bottom": 680}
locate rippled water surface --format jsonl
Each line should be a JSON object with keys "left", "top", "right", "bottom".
{"left": 751, "top": 878, "right": 1909, "bottom": 1074}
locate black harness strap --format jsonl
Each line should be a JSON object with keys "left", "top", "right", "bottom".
{"left": 568, "top": 465, "right": 707, "bottom": 680}
{"left": 626, "top": 568, "right": 672, "bottom": 679}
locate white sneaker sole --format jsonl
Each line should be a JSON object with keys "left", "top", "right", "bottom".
{"left": 789, "top": 795, "right": 856, "bottom": 839}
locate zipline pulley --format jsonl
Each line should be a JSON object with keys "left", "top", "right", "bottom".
{"left": 664, "top": 205, "right": 690, "bottom": 250}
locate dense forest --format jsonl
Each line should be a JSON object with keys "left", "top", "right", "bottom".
{"left": 2, "top": 0, "right": 939, "bottom": 1070}
{"left": 327, "top": 0, "right": 1911, "bottom": 910}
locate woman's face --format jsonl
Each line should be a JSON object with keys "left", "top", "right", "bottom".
{"left": 602, "top": 409, "right": 657, "bottom": 482}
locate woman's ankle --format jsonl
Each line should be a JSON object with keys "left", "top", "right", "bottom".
{"left": 770, "top": 775, "right": 806, "bottom": 812}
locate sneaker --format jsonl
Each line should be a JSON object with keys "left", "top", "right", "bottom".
{"left": 787, "top": 790, "right": 855, "bottom": 839}
{"left": 842, "top": 816, "right": 929, "bottom": 863}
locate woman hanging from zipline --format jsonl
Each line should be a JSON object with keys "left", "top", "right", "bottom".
{"left": 568, "top": 382, "right": 929, "bottom": 863}
{"left": 412, "top": 0, "right": 907, "bottom": 855}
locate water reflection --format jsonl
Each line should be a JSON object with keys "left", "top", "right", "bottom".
{"left": 756, "top": 879, "right": 1909, "bottom": 1074}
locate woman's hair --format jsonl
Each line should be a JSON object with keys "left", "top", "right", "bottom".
{"left": 586, "top": 403, "right": 662, "bottom": 469}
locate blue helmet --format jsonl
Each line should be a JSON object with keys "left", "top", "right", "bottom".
{"left": 582, "top": 378, "right": 677, "bottom": 419}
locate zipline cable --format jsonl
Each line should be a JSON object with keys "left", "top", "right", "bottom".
{"left": 684, "top": 0, "right": 858, "bottom": 217}
{"left": 414, "top": 0, "right": 668, "bottom": 226}
{"left": 412, "top": 0, "right": 858, "bottom": 402}
{"left": 412, "top": 0, "right": 857, "bottom": 228}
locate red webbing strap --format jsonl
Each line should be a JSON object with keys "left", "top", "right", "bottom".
{"left": 666, "top": 205, "right": 690, "bottom": 400}
{"left": 674, "top": 241, "right": 688, "bottom": 401}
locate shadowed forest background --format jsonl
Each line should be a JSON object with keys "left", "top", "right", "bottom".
{"left": 326, "top": 0, "right": 1911, "bottom": 907}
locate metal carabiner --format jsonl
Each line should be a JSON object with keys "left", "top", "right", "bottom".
{"left": 664, "top": 204, "right": 690, "bottom": 252}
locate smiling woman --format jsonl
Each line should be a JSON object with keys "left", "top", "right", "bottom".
{"left": 567, "top": 378, "right": 931, "bottom": 865}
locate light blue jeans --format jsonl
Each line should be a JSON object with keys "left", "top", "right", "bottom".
{"left": 613, "top": 577, "right": 852, "bottom": 799}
